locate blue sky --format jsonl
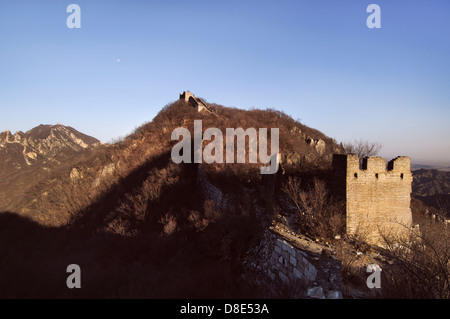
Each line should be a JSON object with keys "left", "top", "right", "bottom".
{"left": 0, "top": 0, "right": 449, "bottom": 165}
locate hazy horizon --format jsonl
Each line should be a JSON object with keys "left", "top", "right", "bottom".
{"left": 1, "top": 0, "right": 449, "bottom": 166}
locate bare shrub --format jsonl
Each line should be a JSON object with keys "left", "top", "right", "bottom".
{"left": 335, "top": 242, "right": 351, "bottom": 268}
{"left": 348, "top": 220, "right": 374, "bottom": 252}
{"left": 141, "top": 175, "right": 162, "bottom": 201}
{"left": 334, "top": 241, "right": 360, "bottom": 279}
{"left": 282, "top": 176, "right": 345, "bottom": 239}
{"left": 380, "top": 220, "right": 450, "bottom": 298}
{"left": 188, "top": 210, "right": 210, "bottom": 232}
{"left": 343, "top": 139, "right": 382, "bottom": 158}
{"left": 281, "top": 176, "right": 303, "bottom": 212}
{"left": 107, "top": 217, "right": 132, "bottom": 236}
{"left": 203, "top": 200, "right": 221, "bottom": 221}
{"left": 159, "top": 213, "right": 177, "bottom": 236}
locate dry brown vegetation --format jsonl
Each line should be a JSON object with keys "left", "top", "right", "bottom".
{"left": 2, "top": 99, "right": 446, "bottom": 299}
{"left": 280, "top": 168, "right": 449, "bottom": 299}
{"left": 3, "top": 99, "right": 341, "bottom": 297}
{"left": 334, "top": 198, "right": 450, "bottom": 299}
{"left": 21, "top": 100, "right": 341, "bottom": 227}
{"left": 379, "top": 208, "right": 450, "bottom": 299}
{"left": 281, "top": 176, "right": 345, "bottom": 240}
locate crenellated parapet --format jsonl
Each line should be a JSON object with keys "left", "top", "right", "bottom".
{"left": 343, "top": 154, "right": 412, "bottom": 184}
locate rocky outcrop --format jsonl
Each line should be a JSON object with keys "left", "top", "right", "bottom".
{"left": 70, "top": 167, "right": 84, "bottom": 182}
{"left": 306, "top": 137, "right": 326, "bottom": 155}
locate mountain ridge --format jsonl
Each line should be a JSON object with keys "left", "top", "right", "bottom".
{"left": 0, "top": 124, "right": 100, "bottom": 163}
{"left": 0, "top": 124, "right": 102, "bottom": 214}
{"left": 412, "top": 168, "right": 450, "bottom": 196}
{"left": 0, "top": 99, "right": 345, "bottom": 225}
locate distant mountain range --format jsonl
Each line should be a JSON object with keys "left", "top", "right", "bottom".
{"left": 412, "top": 163, "right": 450, "bottom": 172}
{"left": 412, "top": 168, "right": 450, "bottom": 218}
{"left": 0, "top": 124, "right": 99, "bottom": 165}
{"left": 0, "top": 124, "right": 100, "bottom": 214}
{"left": 412, "top": 169, "right": 450, "bottom": 196}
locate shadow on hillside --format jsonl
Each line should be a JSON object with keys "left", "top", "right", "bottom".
{"left": 0, "top": 161, "right": 334, "bottom": 298}
{"left": 0, "top": 210, "right": 261, "bottom": 298}
{"left": 69, "top": 149, "right": 179, "bottom": 232}
{"left": 0, "top": 149, "right": 264, "bottom": 298}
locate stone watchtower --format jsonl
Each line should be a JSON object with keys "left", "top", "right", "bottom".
{"left": 180, "top": 91, "right": 211, "bottom": 113}
{"left": 333, "top": 154, "right": 413, "bottom": 245}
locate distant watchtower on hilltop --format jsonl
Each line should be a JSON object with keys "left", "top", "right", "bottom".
{"left": 180, "top": 91, "right": 214, "bottom": 113}
{"left": 333, "top": 154, "right": 413, "bottom": 245}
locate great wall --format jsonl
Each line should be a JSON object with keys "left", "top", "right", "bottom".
{"left": 180, "top": 91, "right": 215, "bottom": 114}
{"left": 186, "top": 91, "right": 415, "bottom": 298}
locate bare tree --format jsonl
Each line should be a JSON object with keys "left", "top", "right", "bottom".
{"left": 343, "top": 139, "right": 383, "bottom": 158}
{"left": 380, "top": 220, "right": 450, "bottom": 299}
{"left": 281, "top": 176, "right": 345, "bottom": 239}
